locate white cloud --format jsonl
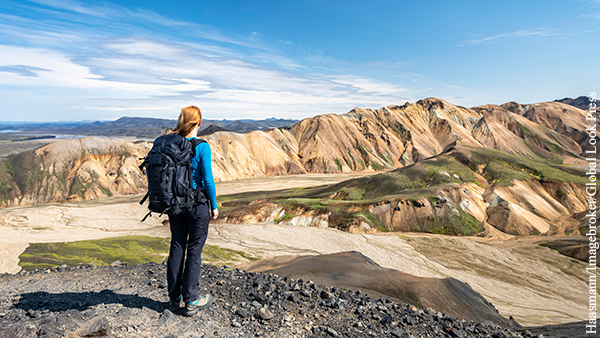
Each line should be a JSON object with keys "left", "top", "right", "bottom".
{"left": 0, "top": 46, "right": 101, "bottom": 86}
{"left": 580, "top": 12, "right": 600, "bottom": 20}
{"left": 0, "top": 39, "right": 411, "bottom": 119}
{"left": 103, "top": 39, "right": 190, "bottom": 60}
{"left": 460, "top": 28, "right": 558, "bottom": 46}
{"left": 29, "top": 0, "right": 103, "bottom": 16}
{"left": 0, "top": 0, "right": 416, "bottom": 120}
{"left": 330, "top": 75, "right": 408, "bottom": 96}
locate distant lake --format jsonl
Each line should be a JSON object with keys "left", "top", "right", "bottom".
{"left": 1, "top": 132, "right": 85, "bottom": 139}
{"left": 1, "top": 131, "right": 144, "bottom": 141}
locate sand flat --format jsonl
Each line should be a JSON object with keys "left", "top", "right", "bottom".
{"left": 0, "top": 173, "right": 370, "bottom": 273}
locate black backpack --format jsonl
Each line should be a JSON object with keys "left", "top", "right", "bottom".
{"left": 138, "top": 134, "right": 207, "bottom": 221}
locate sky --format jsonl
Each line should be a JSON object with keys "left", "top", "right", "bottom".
{"left": 0, "top": 0, "right": 598, "bottom": 121}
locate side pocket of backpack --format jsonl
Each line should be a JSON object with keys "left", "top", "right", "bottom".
{"left": 147, "top": 155, "right": 174, "bottom": 211}
{"left": 174, "top": 163, "right": 191, "bottom": 197}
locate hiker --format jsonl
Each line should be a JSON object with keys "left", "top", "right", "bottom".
{"left": 164, "top": 106, "right": 218, "bottom": 316}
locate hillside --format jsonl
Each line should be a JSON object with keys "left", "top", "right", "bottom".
{"left": 0, "top": 98, "right": 592, "bottom": 238}
{"left": 241, "top": 251, "right": 517, "bottom": 326}
{"left": 214, "top": 145, "right": 588, "bottom": 238}
{"left": 0, "top": 138, "right": 152, "bottom": 207}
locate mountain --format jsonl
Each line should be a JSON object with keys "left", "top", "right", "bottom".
{"left": 554, "top": 95, "right": 596, "bottom": 110}
{"left": 215, "top": 144, "right": 588, "bottom": 238}
{"left": 0, "top": 117, "right": 299, "bottom": 139}
{"left": 197, "top": 124, "right": 230, "bottom": 136}
{"left": 499, "top": 101, "right": 590, "bottom": 149}
{"left": 224, "top": 118, "right": 298, "bottom": 133}
{"left": 0, "top": 138, "right": 151, "bottom": 206}
{"left": 0, "top": 98, "right": 592, "bottom": 238}
{"left": 225, "top": 120, "right": 264, "bottom": 133}
{"left": 1, "top": 117, "right": 175, "bottom": 139}
{"left": 93, "top": 117, "right": 175, "bottom": 129}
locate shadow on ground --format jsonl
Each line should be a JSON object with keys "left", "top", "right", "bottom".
{"left": 14, "top": 290, "right": 165, "bottom": 312}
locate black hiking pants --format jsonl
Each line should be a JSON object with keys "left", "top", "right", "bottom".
{"left": 166, "top": 203, "right": 210, "bottom": 303}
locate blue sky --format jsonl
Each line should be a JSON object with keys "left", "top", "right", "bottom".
{"left": 0, "top": 0, "right": 598, "bottom": 121}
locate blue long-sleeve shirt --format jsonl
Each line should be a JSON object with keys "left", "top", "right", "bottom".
{"left": 188, "top": 138, "right": 217, "bottom": 210}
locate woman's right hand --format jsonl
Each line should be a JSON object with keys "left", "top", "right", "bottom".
{"left": 212, "top": 209, "right": 219, "bottom": 220}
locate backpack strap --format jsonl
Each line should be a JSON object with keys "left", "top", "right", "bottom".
{"left": 141, "top": 211, "right": 152, "bottom": 222}
{"left": 139, "top": 191, "right": 149, "bottom": 205}
{"left": 189, "top": 138, "right": 208, "bottom": 206}
{"left": 138, "top": 157, "right": 147, "bottom": 171}
{"left": 190, "top": 138, "right": 207, "bottom": 158}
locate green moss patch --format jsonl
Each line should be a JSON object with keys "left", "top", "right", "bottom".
{"left": 482, "top": 162, "right": 531, "bottom": 187}
{"left": 370, "top": 161, "right": 387, "bottom": 171}
{"left": 442, "top": 207, "right": 484, "bottom": 236}
{"left": 202, "top": 245, "right": 260, "bottom": 266}
{"left": 313, "top": 156, "right": 473, "bottom": 201}
{"left": 19, "top": 236, "right": 170, "bottom": 271}
{"left": 341, "top": 187, "right": 363, "bottom": 200}
{"left": 466, "top": 147, "right": 587, "bottom": 186}
{"left": 544, "top": 141, "right": 563, "bottom": 154}
{"left": 333, "top": 158, "right": 343, "bottom": 172}
{"left": 18, "top": 236, "right": 260, "bottom": 271}
{"left": 517, "top": 123, "right": 534, "bottom": 137}
{"left": 354, "top": 210, "right": 386, "bottom": 232}
{"left": 275, "top": 213, "right": 297, "bottom": 223}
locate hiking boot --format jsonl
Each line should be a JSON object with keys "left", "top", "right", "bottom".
{"left": 184, "top": 293, "right": 213, "bottom": 316}
{"left": 169, "top": 295, "right": 182, "bottom": 312}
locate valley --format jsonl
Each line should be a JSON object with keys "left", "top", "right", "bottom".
{"left": 0, "top": 98, "right": 592, "bottom": 240}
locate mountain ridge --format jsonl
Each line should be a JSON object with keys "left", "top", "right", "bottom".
{"left": 0, "top": 97, "right": 592, "bottom": 239}
{"left": 0, "top": 117, "right": 300, "bottom": 138}
{"left": 554, "top": 95, "right": 596, "bottom": 110}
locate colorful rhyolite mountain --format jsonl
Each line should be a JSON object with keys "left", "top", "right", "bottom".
{"left": 0, "top": 98, "right": 593, "bottom": 237}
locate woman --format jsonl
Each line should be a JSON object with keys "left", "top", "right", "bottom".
{"left": 165, "top": 105, "right": 218, "bottom": 316}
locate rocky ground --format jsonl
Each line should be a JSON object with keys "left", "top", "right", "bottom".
{"left": 0, "top": 262, "right": 527, "bottom": 338}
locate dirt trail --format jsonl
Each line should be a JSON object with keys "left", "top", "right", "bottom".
{"left": 215, "top": 172, "right": 374, "bottom": 195}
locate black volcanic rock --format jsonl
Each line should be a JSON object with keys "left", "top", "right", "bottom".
{"left": 537, "top": 237, "right": 590, "bottom": 262}
{"left": 554, "top": 96, "right": 596, "bottom": 110}
{"left": 0, "top": 262, "right": 522, "bottom": 338}
{"left": 197, "top": 124, "right": 230, "bottom": 136}
{"left": 242, "top": 251, "right": 515, "bottom": 327}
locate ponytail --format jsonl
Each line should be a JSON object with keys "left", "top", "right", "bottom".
{"left": 164, "top": 106, "right": 202, "bottom": 136}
